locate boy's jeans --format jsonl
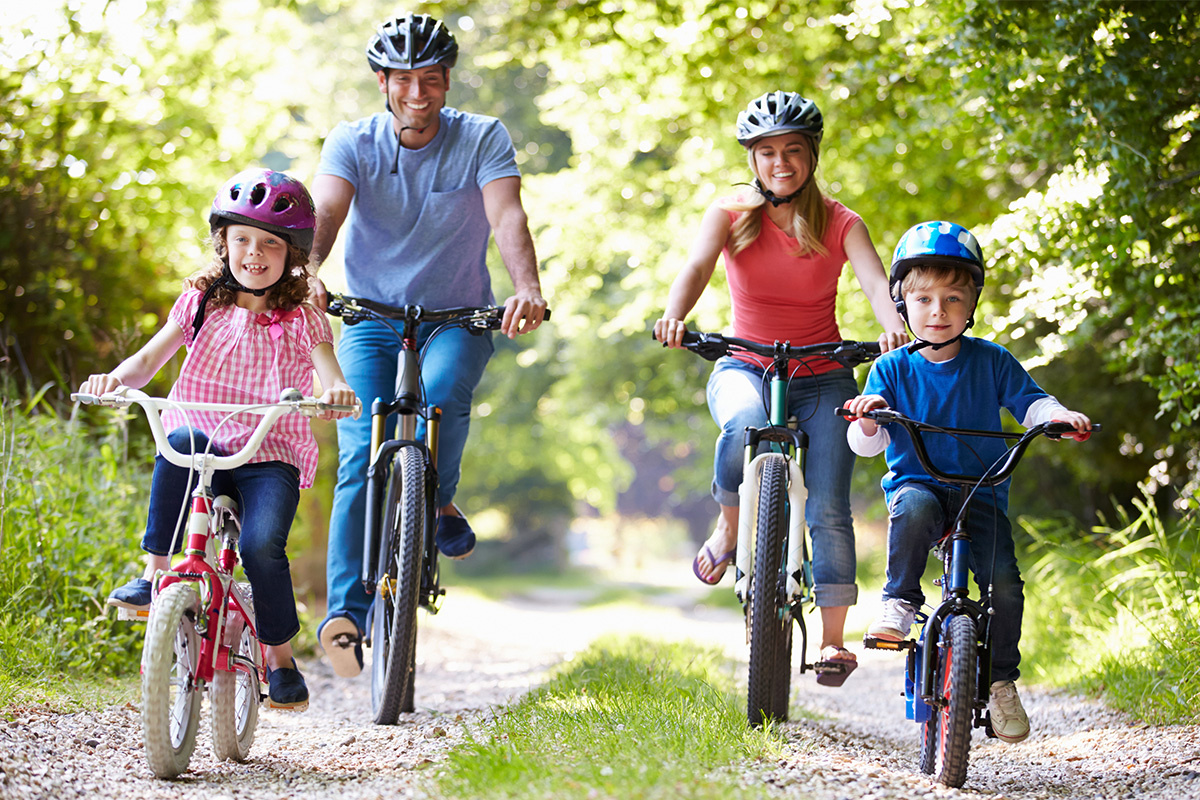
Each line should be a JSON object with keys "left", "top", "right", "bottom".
{"left": 325, "top": 319, "right": 493, "bottom": 633}
{"left": 143, "top": 427, "right": 301, "bottom": 646}
{"left": 706, "top": 357, "right": 859, "bottom": 608}
{"left": 883, "top": 482, "right": 1025, "bottom": 682}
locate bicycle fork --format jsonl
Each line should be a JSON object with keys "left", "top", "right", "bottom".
{"left": 733, "top": 452, "right": 810, "bottom": 605}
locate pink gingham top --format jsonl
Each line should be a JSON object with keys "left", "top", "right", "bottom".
{"left": 162, "top": 289, "right": 333, "bottom": 488}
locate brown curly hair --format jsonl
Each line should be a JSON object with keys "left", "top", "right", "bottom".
{"left": 186, "top": 226, "right": 312, "bottom": 312}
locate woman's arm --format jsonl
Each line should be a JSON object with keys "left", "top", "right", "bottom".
{"left": 78, "top": 320, "right": 185, "bottom": 395}
{"left": 845, "top": 220, "right": 909, "bottom": 351}
{"left": 654, "top": 203, "right": 733, "bottom": 348}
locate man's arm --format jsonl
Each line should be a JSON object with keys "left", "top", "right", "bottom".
{"left": 481, "top": 176, "right": 546, "bottom": 338}
{"left": 308, "top": 174, "right": 357, "bottom": 311}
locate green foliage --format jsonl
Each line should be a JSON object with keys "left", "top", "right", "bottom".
{"left": 1020, "top": 487, "right": 1200, "bottom": 723}
{"left": 0, "top": 387, "right": 147, "bottom": 696}
{"left": 435, "top": 635, "right": 781, "bottom": 800}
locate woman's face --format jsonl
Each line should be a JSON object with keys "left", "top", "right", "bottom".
{"left": 751, "top": 133, "right": 814, "bottom": 196}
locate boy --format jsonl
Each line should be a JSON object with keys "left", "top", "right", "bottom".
{"left": 841, "top": 221, "right": 1091, "bottom": 743}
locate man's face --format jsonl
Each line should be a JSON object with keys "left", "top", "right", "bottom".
{"left": 378, "top": 65, "right": 449, "bottom": 133}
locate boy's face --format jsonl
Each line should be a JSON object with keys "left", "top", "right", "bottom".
{"left": 903, "top": 279, "right": 975, "bottom": 346}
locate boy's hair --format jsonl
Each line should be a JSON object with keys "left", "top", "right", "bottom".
{"left": 186, "top": 227, "right": 311, "bottom": 311}
{"left": 895, "top": 262, "right": 978, "bottom": 301}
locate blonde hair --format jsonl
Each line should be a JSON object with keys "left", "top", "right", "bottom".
{"left": 897, "top": 264, "right": 977, "bottom": 300}
{"left": 723, "top": 140, "right": 828, "bottom": 258}
{"left": 186, "top": 227, "right": 312, "bottom": 312}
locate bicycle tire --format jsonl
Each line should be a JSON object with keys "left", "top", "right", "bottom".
{"left": 771, "top": 615, "right": 793, "bottom": 721}
{"left": 370, "top": 445, "right": 426, "bottom": 725}
{"left": 918, "top": 714, "right": 937, "bottom": 774}
{"left": 141, "top": 582, "right": 203, "bottom": 779}
{"left": 747, "top": 454, "right": 788, "bottom": 727}
{"left": 933, "top": 614, "right": 976, "bottom": 787}
{"left": 210, "top": 600, "right": 259, "bottom": 762}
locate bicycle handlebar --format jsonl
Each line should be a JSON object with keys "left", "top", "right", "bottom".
{"left": 837, "top": 407, "right": 1100, "bottom": 487}
{"left": 327, "top": 294, "right": 550, "bottom": 332}
{"left": 72, "top": 387, "right": 362, "bottom": 472}
{"left": 659, "top": 329, "right": 881, "bottom": 370}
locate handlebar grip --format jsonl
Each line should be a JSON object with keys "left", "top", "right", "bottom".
{"left": 71, "top": 392, "right": 99, "bottom": 405}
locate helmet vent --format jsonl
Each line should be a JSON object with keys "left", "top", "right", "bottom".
{"left": 249, "top": 184, "right": 268, "bottom": 206}
{"left": 272, "top": 195, "right": 295, "bottom": 213}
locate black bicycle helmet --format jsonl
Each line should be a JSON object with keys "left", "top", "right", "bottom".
{"left": 736, "top": 91, "right": 824, "bottom": 151}
{"left": 367, "top": 13, "right": 459, "bottom": 72}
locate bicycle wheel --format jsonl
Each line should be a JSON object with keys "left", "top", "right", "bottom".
{"left": 210, "top": 599, "right": 259, "bottom": 762}
{"left": 770, "top": 615, "right": 793, "bottom": 722}
{"left": 141, "top": 582, "right": 203, "bottom": 779}
{"left": 370, "top": 445, "right": 426, "bottom": 725}
{"left": 747, "top": 454, "right": 788, "bottom": 727}
{"left": 932, "top": 614, "right": 976, "bottom": 787}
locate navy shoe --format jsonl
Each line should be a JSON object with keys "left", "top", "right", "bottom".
{"left": 265, "top": 659, "right": 309, "bottom": 710}
{"left": 435, "top": 514, "right": 476, "bottom": 560}
{"left": 107, "top": 578, "right": 152, "bottom": 612}
{"left": 318, "top": 615, "right": 363, "bottom": 678}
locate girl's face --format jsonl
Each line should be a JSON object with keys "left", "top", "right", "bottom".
{"left": 226, "top": 224, "right": 288, "bottom": 293}
{"left": 904, "top": 279, "right": 976, "bottom": 347}
{"left": 751, "top": 132, "right": 813, "bottom": 196}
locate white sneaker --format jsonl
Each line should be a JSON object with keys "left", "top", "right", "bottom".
{"left": 989, "top": 680, "right": 1030, "bottom": 743}
{"left": 867, "top": 598, "right": 917, "bottom": 641}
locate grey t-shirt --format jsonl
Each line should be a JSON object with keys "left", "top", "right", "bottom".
{"left": 316, "top": 107, "right": 520, "bottom": 308}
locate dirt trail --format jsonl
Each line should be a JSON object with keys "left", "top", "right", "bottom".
{"left": 2, "top": 586, "right": 1198, "bottom": 800}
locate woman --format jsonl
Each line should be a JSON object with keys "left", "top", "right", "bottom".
{"left": 654, "top": 90, "right": 907, "bottom": 685}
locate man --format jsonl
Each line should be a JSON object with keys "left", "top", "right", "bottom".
{"left": 310, "top": 12, "right": 547, "bottom": 678}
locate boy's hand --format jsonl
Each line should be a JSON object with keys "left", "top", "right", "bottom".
{"left": 318, "top": 382, "right": 359, "bottom": 420}
{"left": 842, "top": 395, "right": 889, "bottom": 436}
{"left": 1052, "top": 410, "right": 1093, "bottom": 441}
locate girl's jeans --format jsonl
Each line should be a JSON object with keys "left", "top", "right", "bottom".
{"left": 324, "top": 319, "right": 494, "bottom": 633}
{"left": 706, "top": 357, "right": 860, "bottom": 608}
{"left": 143, "top": 428, "right": 301, "bottom": 646}
{"left": 883, "top": 482, "right": 1025, "bottom": 682}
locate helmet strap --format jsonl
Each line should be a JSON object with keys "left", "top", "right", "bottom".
{"left": 191, "top": 263, "right": 274, "bottom": 340}
{"left": 390, "top": 125, "right": 428, "bottom": 174}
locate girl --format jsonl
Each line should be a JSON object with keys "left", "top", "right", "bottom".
{"left": 79, "top": 168, "right": 357, "bottom": 710}
{"left": 654, "top": 90, "right": 908, "bottom": 686}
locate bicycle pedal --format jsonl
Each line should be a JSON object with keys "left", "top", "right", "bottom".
{"left": 862, "top": 635, "right": 914, "bottom": 651}
{"left": 114, "top": 606, "right": 150, "bottom": 622}
{"left": 267, "top": 700, "right": 309, "bottom": 713}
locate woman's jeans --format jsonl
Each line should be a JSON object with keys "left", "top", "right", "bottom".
{"left": 706, "top": 357, "right": 859, "bottom": 608}
{"left": 883, "top": 482, "right": 1025, "bottom": 682}
{"left": 325, "top": 319, "right": 494, "bottom": 632}
{"left": 143, "top": 428, "right": 301, "bottom": 646}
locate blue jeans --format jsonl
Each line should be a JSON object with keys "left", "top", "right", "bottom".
{"left": 143, "top": 428, "right": 301, "bottom": 646}
{"left": 325, "top": 319, "right": 494, "bottom": 632}
{"left": 883, "top": 482, "right": 1024, "bottom": 682}
{"left": 706, "top": 357, "right": 859, "bottom": 607}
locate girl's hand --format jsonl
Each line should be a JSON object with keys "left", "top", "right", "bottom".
{"left": 1052, "top": 410, "right": 1093, "bottom": 441}
{"left": 318, "top": 382, "right": 359, "bottom": 420}
{"left": 877, "top": 329, "right": 910, "bottom": 353}
{"left": 79, "top": 373, "right": 122, "bottom": 396}
{"left": 842, "top": 394, "right": 888, "bottom": 436}
{"left": 654, "top": 317, "right": 689, "bottom": 349}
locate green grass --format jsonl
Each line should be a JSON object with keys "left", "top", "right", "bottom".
{"left": 433, "top": 636, "right": 783, "bottom": 800}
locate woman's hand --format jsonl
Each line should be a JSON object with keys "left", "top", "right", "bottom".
{"left": 654, "top": 317, "right": 689, "bottom": 349}
{"left": 877, "top": 329, "right": 910, "bottom": 353}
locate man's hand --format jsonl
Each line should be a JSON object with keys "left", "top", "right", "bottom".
{"left": 500, "top": 290, "right": 547, "bottom": 338}
{"left": 307, "top": 274, "right": 329, "bottom": 312}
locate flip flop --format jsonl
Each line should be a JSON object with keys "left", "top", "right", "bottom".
{"left": 692, "top": 544, "right": 736, "bottom": 585}
{"left": 815, "top": 645, "right": 859, "bottom": 687}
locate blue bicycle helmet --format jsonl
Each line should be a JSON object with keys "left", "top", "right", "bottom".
{"left": 889, "top": 220, "right": 985, "bottom": 300}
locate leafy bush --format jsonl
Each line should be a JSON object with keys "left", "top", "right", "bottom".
{"left": 0, "top": 385, "right": 149, "bottom": 699}
{"left": 1020, "top": 487, "right": 1200, "bottom": 723}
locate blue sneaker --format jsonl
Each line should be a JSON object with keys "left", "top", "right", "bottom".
{"left": 265, "top": 659, "right": 309, "bottom": 711}
{"left": 435, "top": 514, "right": 476, "bottom": 560}
{"left": 107, "top": 578, "right": 152, "bottom": 612}
{"left": 318, "top": 614, "right": 363, "bottom": 678}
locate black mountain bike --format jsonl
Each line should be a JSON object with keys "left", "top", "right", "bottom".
{"left": 663, "top": 330, "right": 880, "bottom": 725}
{"left": 845, "top": 408, "right": 1098, "bottom": 787}
{"left": 327, "top": 294, "right": 547, "bottom": 724}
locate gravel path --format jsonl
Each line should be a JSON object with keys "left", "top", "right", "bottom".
{"left": 2, "top": 588, "right": 1198, "bottom": 800}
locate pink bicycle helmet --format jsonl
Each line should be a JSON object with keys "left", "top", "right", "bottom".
{"left": 209, "top": 169, "right": 316, "bottom": 255}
